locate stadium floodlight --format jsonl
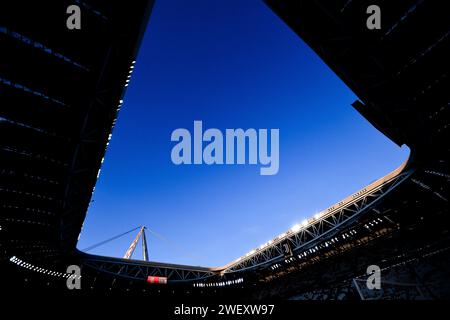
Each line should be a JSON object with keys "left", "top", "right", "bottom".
{"left": 301, "top": 219, "right": 308, "bottom": 227}
{"left": 291, "top": 224, "right": 301, "bottom": 233}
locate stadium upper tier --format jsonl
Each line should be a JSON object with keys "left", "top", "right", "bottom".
{"left": 0, "top": 0, "right": 448, "bottom": 295}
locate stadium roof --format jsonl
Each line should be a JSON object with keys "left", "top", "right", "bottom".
{"left": 1, "top": 0, "right": 448, "bottom": 294}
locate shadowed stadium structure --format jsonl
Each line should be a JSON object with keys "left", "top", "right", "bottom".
{"left": 0, "top": 0, "right": 449, "bottom": 298}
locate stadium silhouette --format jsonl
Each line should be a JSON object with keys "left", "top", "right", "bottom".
{"left": 1, "top": 0, "right": 449, "bottom": 299}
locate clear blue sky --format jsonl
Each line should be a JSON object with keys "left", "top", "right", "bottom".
{"left": 76, "top": 0, "right": 408, "bottom": 267}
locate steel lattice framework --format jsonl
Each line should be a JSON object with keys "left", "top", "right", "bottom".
{"left": 223, "top": 165, "right": 413, "bottom": 273}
